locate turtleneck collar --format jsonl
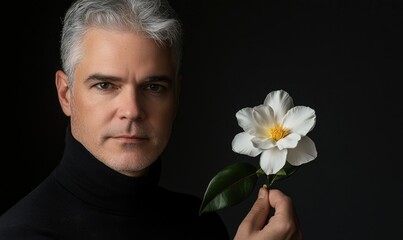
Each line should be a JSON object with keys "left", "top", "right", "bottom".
{"left": 54, "top": 126, "right": 162, "bottom": 215}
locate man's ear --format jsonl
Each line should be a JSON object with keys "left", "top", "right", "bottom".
{"left": 55, "top": 70, "right": 72, "bottom": 117}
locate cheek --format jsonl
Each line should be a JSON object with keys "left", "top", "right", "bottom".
{"left": 70, "top": 95, "right": 110, "bottom": 132}
{"left": 150, "top": 104, "right": 175, "bottom": 135}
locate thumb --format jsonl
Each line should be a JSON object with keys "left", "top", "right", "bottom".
{"left": 240, "top": 187, "right": 271, "bottom": 231}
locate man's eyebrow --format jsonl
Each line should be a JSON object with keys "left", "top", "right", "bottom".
{"left": 85, "top": 74, "right": 122, "bottom": 83}
{"left": 84, "top": 74, "right": 173, "bottom": 84}
{"left": 144, "top": 75, "right": 173, "bottom": 85}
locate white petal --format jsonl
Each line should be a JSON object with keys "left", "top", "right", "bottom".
{"left": 253, "top": 105, "right": 274, "bottom": 126}
{"left": 276, "top": 133, "right": 301, "bottom": 150}
{"left": 260, "top": 148, "right": 287, "bottom": 175}
{"left": 282, "top": 106, "right": 316, "bottom": 136}
{"left": 286, "top": 136, "right": 317, "bottom": 166}
{"left": 251, "top": 137, "right": 276, "bottom": 150}
{"left": 252, "top": 105, "right": 276, "bottom": 137}
{"left": 263, "top": 90, "right": 294, "bottom": 121}
{"left": 235, "top": 107, "right": 254, "bottom": 131}
{"left": 232, "top": 132, "right": 262, "bottom": 157}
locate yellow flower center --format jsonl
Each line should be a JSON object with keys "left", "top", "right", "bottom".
{"left": 268, "top": 124, "right": 289, "bottom": 141}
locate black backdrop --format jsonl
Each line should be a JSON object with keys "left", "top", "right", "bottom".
{"left": 5, "top": 0, "right": 402, "bottom": 239}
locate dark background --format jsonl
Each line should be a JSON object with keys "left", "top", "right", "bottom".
{"left": 5, "top": 0, "right": 402, "bottom": 239}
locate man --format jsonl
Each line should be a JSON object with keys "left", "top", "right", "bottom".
{"left": 0, "top": 0, "right": 302, "bottom": 239}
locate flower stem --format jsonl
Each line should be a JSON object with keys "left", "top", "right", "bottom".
{"left": 264, "top": 174, "right": 273, "bottom": 189}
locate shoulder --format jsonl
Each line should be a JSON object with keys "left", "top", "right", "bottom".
{"left": 155, "top": 186, "right": 230, "bottom": 239}
{"left": 0, "top": 174, "right": 62, "bottom": 235}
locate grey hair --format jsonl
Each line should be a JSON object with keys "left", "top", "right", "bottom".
{"left": 60, "top": 0, "right": 183, "bottom": 86}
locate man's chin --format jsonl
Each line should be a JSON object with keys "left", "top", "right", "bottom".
{"left": 103, "top": 154, "right": 157, "bottom": 176}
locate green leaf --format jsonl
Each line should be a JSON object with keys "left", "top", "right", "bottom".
{"left": 268, "top": 162, "right": 300, "bottom": 186}
{"left": 199, "top": 162, "right": 258, "bottom": 215}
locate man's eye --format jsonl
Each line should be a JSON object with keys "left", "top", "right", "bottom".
{"left": 95, "top": 82, "right": 114, "bottom": 90}
{"left": 145, "top": 84, "right": 165, "bottom": 93}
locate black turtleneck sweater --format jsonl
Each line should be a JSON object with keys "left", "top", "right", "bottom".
{"left": 0, "top": 128, "right": 230, "bottom": 239}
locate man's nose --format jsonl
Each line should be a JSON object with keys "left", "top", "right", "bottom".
{"left": 118, "top": 88, "right": 145, "bottom": 121}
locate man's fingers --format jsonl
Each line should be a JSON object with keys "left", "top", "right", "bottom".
{"left": 240, "top": 187, "right": 271, "bottom": 231}
{"left": 264, "top": 189, "right": 303, "bottom": 240}
{"left": 267, "top": 189, "right": 293, "bottom": 217}
{"left": 235, "top": 188, "right": 303, "bottom": 240}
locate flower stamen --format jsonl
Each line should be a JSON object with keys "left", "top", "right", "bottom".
{"left": 268, "top": 124, "right": 289, "bottom": 141}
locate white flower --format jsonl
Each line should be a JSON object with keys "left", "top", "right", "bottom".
{"left": 231, "top": 89, "right": 317, "bottom": 175}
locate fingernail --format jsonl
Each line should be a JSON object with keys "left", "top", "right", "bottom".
{"left": 258, "top": 188, "right": 267, "bottom": 199}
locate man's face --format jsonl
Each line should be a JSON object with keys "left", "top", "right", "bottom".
{"left": 56, "top": 28, "right": 177, "bottom": 177}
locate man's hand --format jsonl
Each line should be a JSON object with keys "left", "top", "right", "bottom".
{"left": 234, "top": 187, "right": 303, "bottom": 240}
